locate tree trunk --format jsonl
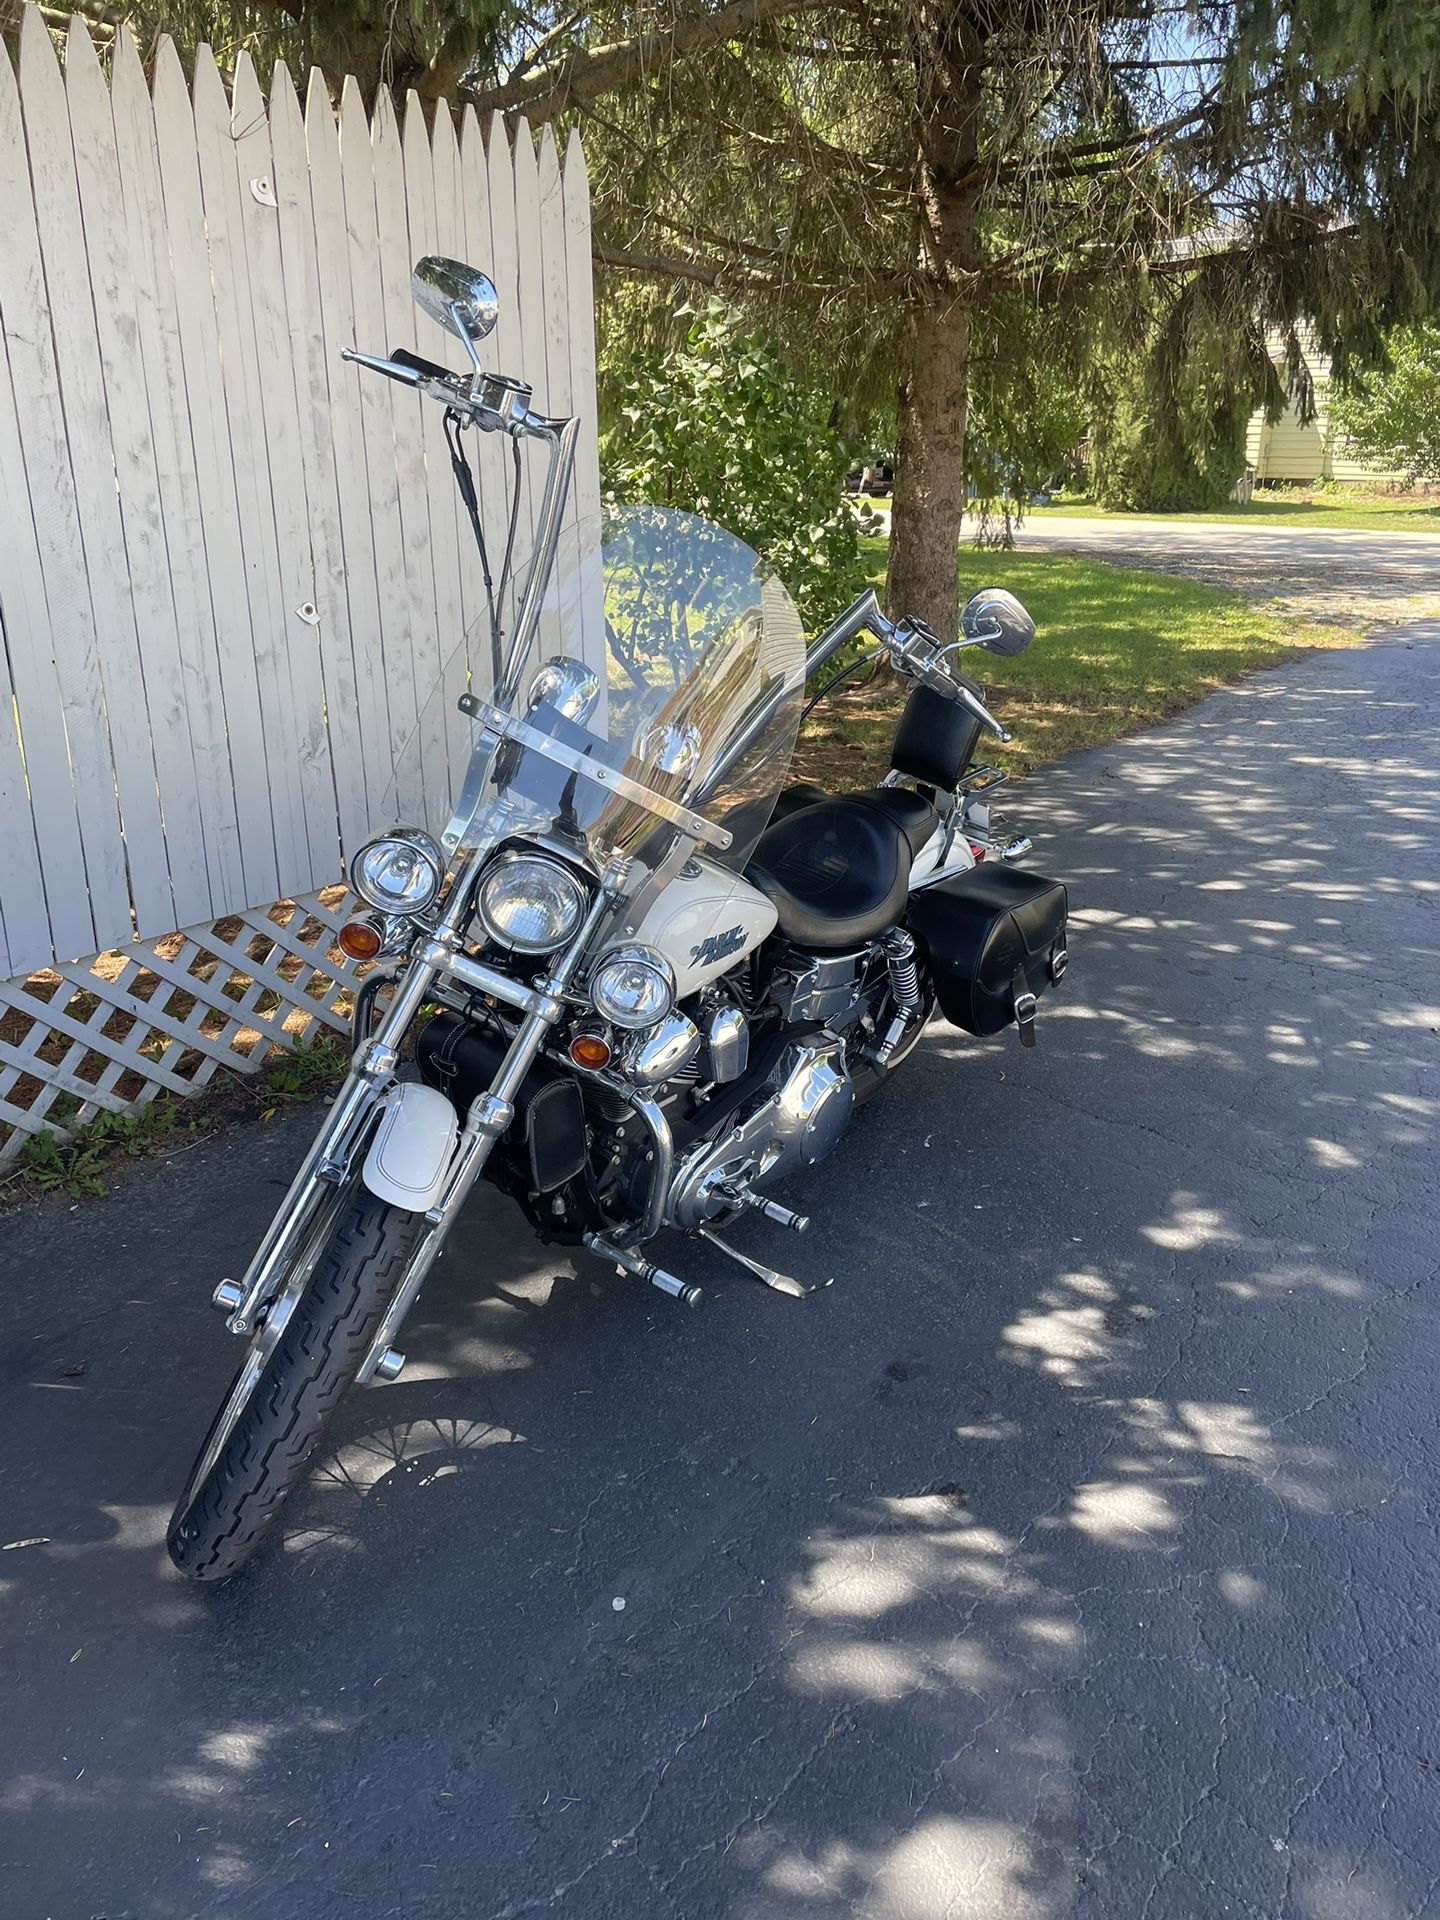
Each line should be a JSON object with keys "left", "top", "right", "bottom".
{"left": 885, "top": 8, "right": 985, "bottom": 639}
{"left": 888, "top": 289, "right": 973, "bottom": 636}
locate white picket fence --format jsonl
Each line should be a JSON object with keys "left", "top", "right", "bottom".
{"left": 0, "top": 8, "right": 600, "bottom": 1159}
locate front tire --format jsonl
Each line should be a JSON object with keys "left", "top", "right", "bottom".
{"left": 168, "top": 1188, "right": 419, "bottom": 1582}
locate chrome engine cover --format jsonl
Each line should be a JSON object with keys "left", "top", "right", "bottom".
{"left": 666, "top": 1034, "right": 855, "bottom": 1230}
{"left": 777, "top": 946, "right": 869, "bottom": 1026}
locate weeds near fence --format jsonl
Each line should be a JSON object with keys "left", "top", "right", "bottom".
{"left": 0, "top": 1033, "right": 351, "bottom": 1207}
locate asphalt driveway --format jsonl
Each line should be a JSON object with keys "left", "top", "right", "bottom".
{"left": 1013, "top": 514, "right": 1440, "bottom": 628}
{"left": 2, "top": 622, "right": 1437, "bottom": 1919}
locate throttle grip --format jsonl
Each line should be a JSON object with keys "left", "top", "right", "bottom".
{"left": 390, "top": 346, "right": 457, "bottom": 383}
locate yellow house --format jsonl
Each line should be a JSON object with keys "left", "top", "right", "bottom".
{"left": 1245, "top": 327, "right": 1401, "bottom": 484}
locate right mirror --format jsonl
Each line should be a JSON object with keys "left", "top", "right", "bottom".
{"left": 412, "top": 255, "right": 500, "bottom": 345}
{"left": 961, "top": 587, "right": 1035, "bottom": 657}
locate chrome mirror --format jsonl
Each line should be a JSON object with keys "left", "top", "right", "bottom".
{"left": 411, "top": 256, "right": 500, "bottom": 354}
{"left": 960, "top": 588, "right": 1035, "bottom": 658}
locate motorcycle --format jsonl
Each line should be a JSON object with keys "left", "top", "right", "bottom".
{"left": 167, "top": 257, "right": 1069, "bottom": 1581}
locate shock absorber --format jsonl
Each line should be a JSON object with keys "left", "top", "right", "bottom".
{"left": 884, "top": 928, "right": 921, "bottom": 1014}
{"left": 874, "top": 928, "right": 923, "bottom": 1066}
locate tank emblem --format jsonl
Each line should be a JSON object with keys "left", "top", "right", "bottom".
{"left": 691, "top": 925, "right": 746, "bottom": 967}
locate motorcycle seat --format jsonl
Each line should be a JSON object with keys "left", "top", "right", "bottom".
{"left": 768, "top": 783, "right": 939, "bottom": 856}
{"left": 746, "top": 792, "right": 936, "bottom": 949}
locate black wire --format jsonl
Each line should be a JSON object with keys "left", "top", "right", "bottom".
{"left": 501, "top": 440, "right": 524, "bottom": 609}
{"left": 444, "top": 409, "right": 498, "bottom": 667}
{"left": 482, "top": 438, "right": 524, "bottom": 697}
{"left": 798, "top": 646, "right": 889, "bottom": 728}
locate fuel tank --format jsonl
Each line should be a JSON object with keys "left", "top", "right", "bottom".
{"left": 627, "top": 858, "right": 778, "bottom": 999}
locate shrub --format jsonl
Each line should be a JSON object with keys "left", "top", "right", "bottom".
{"left": 601, "top": 300, "right": 875, "bottom": 627}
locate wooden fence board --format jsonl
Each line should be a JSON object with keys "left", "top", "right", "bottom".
{"left": 150, "top": 36, "right": 280, "bottom": 911}
{"left": 66, "top": 24, "right": 213, "bottom": 931}
{"left": 339, "top": 76, "right": 418, "bottom": 777}
{"left": 304, "top": 67, "right": 391, "bottom": 825}
{"left": 20, "top": 17, "right": 175, "bottom": 939}
{"left": 0, "top": 6, "right": 599, "bottom": 1154}
{"left": 458, "top": 103, "right": 507, "bottom": 686}
{"left": 192, "top": 45, "right": 311, "bottom": 891}
{"left": 230, "top": 53, "right": 338, "bottom": 890}
{"left": 4, "top": 25, "right": 131, "bottom": 958}
{"left": 373, "top": 82, "right": 443, "bottom": 785}
{"left": 268, "top": 59, "right": 369, "bottom": 857}
{"left": 110, "top": 31, "right": 245, "bottom": 915}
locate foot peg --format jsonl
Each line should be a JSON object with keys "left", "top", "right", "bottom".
{"left": 696, "top": 1227, "right": 829, "bottom": 1299}
{"left": 584, "top": 1233, "right": 703, "bottom": 1308}
{"left": 721, "top": 1185, "right": 809, "bottom": 1233}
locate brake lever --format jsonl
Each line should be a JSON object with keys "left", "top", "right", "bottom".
{"left": 889, "top": 620, "right": 1012, "bottom": 743}
{"left": 947, "top": 674, "right": 1012, "bottom": 744}
{"left": 340, "top": 346, "right": 425, "bottom": 387}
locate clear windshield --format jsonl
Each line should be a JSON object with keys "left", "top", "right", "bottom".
{"left": 381, "top": 507, "right": 806, "bottom": 895}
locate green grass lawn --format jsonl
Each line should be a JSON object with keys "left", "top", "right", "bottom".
{"left": 1025, "top": 491, "right": 1440, "bottom": 532}
{"left": 791, "top": 541, "right": 1359, "bottom": 789}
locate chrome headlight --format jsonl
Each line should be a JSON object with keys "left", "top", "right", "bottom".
{"left": 477, "top": 853, "right": 586, "bottom": 955}
{"left": 527, "top": 654, "right": 601, "bottom": 723}
{"left": 350, "top": 828, "right": 444, "bottom": 914}
{"left": 589, "top": 944, "right": 676, "bottom": 1030}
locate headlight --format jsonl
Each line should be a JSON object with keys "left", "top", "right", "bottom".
{"left": 589, "top": 944, "right": 676, "bottom": 1030}
{"left": 477, "top": 853, "right": 586, "bottom": 955}
{"left": 527, "top": 654, "right": 601, "bottom": 723}
{"left": 350, "top": 829, "right": 443, "bottom": 914}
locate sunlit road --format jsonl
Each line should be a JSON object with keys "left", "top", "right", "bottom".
{"left": 1012, "top": 510, "right": 1440, "bottom": 592}
{"left": 3, "top": 623, "right": 1438, "bottom": 1918}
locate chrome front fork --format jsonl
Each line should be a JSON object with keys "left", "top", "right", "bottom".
{"left": 222, "top": 858, "right": 622, "bottom": 1364}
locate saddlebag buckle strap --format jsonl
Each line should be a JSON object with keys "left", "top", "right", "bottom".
{"left": 1014, "top": 981, "right": 1038, "bottom": 1048}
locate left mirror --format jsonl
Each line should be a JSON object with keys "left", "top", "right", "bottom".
{"left": 412, "top": 256, "right": 499, "bottom": 346}
{"left": 961, "top": 587, "right": 1034, "bottom": 657}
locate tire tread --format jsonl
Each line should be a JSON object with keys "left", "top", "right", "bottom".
{"left": 168, "top": 1190, "right": 416, "bottom": 1581}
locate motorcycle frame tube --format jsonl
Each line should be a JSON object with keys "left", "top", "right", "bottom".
{"left": 565, "top": 1063, "right": 675, "bottom": 1247}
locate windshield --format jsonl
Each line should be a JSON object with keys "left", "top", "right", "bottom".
{"left": 382, "top": 507, "right": 806, "bottom": 899}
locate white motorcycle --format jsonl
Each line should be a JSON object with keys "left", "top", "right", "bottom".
{"left": 168, "top": 258, "right": 1069, "bottom": 1580}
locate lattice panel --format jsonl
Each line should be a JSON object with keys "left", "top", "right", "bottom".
{"left": 0, "top": 889, "right": 365, "bottom": 1161}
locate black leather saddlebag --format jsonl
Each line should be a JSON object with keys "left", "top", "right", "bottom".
{"left": 905, "top": 863, "right": 1068, "bottom": 1040}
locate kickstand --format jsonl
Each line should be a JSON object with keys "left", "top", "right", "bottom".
{"left": 696, "top": 1227, "right": 831, "bottom": 1299}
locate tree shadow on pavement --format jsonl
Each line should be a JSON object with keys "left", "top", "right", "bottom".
{"left": 1, "top": 629, "right": 1436, "bottom": 1920}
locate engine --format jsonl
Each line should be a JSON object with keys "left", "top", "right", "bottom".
{"left": 665, "top": 1032, "right": 855, "bottom": 1230}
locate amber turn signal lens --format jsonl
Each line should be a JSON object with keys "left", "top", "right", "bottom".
{"left": 338, "top": 918, "right": 383, "bottom": 961}
{"left": 568, "top": 1032, "right": 612, "bottom": 1070}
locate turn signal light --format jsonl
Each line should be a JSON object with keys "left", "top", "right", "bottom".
{"left": 568, "top": 1032, "right": 612, "bottom": 1070}
{"left": 338, "top": 917, "right": 383, "bottom": 961}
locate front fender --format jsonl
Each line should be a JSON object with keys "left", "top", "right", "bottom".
{"left": 362, "top": 1082, "right": 460, "bottom": 1213}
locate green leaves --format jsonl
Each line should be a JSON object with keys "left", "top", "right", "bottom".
{"left": 599, "top": 303, "right": 876, "bottom": 627}
{"left": 1328, "top": 326, "right": 1440, "bottom": 484}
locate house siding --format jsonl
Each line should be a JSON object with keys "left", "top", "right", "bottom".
{"left": 1246, "top": 328, "right": 1401, "bottom": 485}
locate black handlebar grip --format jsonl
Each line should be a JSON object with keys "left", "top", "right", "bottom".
{"left": 390, "top": 346, "right": 457, "bottom": 383}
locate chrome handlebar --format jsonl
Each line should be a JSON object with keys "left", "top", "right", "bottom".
{"left": 798, "top": 593, "right": 1010, "bottom": 744}
{"left": 342, "top": 339, "right": 1011, "bottom": 750}
{"left": 341, "top": 342, "right": 581, "bottom": 709}
{"left": 881, "top": 615, "right": 1012, "bottom": 743}
{"left": 340, "top": 345, "right": 557, "bottom": 443}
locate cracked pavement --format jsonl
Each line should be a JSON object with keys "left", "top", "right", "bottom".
{"left": 2, "top": 622, "right": 1438, "bottom": 1918}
